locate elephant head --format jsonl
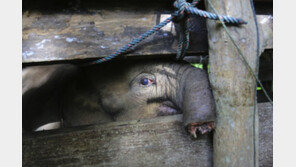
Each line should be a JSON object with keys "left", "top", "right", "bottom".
{"left": 23, "top": 59, "right": 215, "bottom": 137}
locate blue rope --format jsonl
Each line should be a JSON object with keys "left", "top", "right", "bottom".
{"left": 173, "top": 0, "right": 247, "bottom": 24}
{"left": 88, "top": 0, "right": 246, "bottom": 65}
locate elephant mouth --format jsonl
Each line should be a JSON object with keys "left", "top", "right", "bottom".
{"left": 157, "top": 100, "right": 215, "bottom": 138}
{"left": 149, "top": 98, "right": 214, "bottom": 138}
{"left": 156, "top": 100, "right": 182, "bottom": 116}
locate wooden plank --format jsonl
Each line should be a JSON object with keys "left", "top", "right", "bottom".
{"left": 22, "top": 10, "right": 272, "bottom": 64}
{"left": 204, "top": 0, "right": 261, "bottom": 166}
{"left": 22, "top": 11, "right": 208, "bottom": 63}
{"left": 23, "top": 115, "right": 214, "bottom": 167}
{"left": 23, "top": 103, "right": 272, "bottom": 167}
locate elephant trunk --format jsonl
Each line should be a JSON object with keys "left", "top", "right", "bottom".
{"left": 172, "top": 66, "right": 216, "bottom": 135}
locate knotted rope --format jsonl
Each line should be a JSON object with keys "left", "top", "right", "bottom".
{"left": 89, "top": 0, "right": 246, "bottom": 65}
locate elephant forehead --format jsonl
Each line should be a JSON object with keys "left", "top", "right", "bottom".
{"left": 153, "top": 65, "right": 177, "bottom": 75}
{"left": 163, "top": 66, "right": 177, "bottom": 75}
{"left": 103, "top": 82, "right": 129, "bottom": 93}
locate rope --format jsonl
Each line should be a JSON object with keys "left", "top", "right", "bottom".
{"left": 173, "top": 0, "right": 247, "bottom": 24}
{"left": 88, "top": 0, "right": 246, "bottom": 65}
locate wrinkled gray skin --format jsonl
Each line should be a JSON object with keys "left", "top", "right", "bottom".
{"left": 23, "top": 59, "right": 215, "bottom": 135}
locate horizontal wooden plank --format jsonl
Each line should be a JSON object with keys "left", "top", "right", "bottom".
{"left": 22, "top": 10, "right": 272, "bottom": 64}
{"left": 23, "top": 115, "right": 213, "bottom": 167}
{"left": 23, "top": 102, "right": 272, "bottom": 167}
{"left": 22, "top": 11, "right": 207, "bottom": 63}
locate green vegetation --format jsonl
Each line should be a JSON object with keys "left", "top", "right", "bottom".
{"left": 191, "top": 63, "right": 203, "bottom": 69}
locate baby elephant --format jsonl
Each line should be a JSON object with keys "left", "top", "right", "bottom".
{"left": 23, "top": 59, "right": 215, "bottom": 137}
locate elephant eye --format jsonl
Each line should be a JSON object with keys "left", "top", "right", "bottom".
{"left": 140, "top": 78, "right": 154, "bottom": 86}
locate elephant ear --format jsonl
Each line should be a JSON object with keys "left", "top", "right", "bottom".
{"left": 181, "top": 69, "right": 216, "bottom": 134}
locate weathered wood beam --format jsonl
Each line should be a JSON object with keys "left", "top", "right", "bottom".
{"left": 22, "top": 11, "right": 208, "bottom": 63}
{"left": 23, "top": 115, "right": 214, "bottom": 167}
{"left": 22, "top": 10, "right": 272, "bottom": 64}
{"left": 205, "top": 0, "right": 261, "bottom": 166}
{"left": 23, "top": 103, "right": 272, "bottom": 167}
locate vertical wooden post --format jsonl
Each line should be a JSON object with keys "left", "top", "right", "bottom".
{"left": 204, "top": 0, "right": 259, "bottom": 166}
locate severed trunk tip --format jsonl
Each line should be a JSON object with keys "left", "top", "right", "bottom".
{"left": 187, "top": 121, "right": 215, "bottom": 138}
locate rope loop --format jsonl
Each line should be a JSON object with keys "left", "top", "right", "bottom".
{"left": 172, "top": 0, "right": 190, "bottom": 23}
{"left": 172, "top": 0, "right": 194, "bottom": 60}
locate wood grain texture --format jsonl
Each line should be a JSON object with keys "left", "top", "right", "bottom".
{"left": 205, "top": 0, "right": 262, "bottom": 166}
{"left": 23, "top": 115, "right": 214, "bottom": 167}
{"left": 22, "top": 11, "right": 208, "bottom": 63}
{"left": 23, "top": 103, "right": 272, "bottom": 167}
{"left": 22, "top": 10, "right": 272, "bottom": 64}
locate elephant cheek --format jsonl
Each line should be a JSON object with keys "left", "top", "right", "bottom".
{"left": 126, "top": 98, "right": 159, "bottom": 119}
{"left": 101, "top": 95, "right": 126, "bottom": 115}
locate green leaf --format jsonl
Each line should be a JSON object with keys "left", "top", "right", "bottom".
{"left": 191, "top": 63, "right": 203, "bottom": 69}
